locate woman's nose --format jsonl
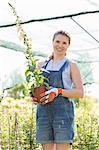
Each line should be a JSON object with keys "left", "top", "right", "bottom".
{"left": 58, "top": 43, "right": 63, "bottom": 48}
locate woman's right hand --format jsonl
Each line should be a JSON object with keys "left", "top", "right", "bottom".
{"left": 39, "top": 92, "right": 56, "bottom": 105}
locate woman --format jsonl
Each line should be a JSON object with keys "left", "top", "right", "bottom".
{"left": 33, "top": 30, "right": 84, "bottom": 150}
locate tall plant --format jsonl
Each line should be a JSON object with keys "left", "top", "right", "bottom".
{"left": 8, "top": 3, "right": 46, "bottom": 96}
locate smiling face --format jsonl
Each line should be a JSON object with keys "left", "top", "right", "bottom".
{"left": 52, "top": 34, "right": 70, "bottom": 56}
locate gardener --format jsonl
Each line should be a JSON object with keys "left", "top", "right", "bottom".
{"left": 32, "top": 30, "right": 84, "bottom": 150}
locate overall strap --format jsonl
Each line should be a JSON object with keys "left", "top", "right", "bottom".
{"left": 42, "top": 59, "right": 51, "bottom": 69}
{"left": 59, "top": 59, "right": 69, "bottom": 72}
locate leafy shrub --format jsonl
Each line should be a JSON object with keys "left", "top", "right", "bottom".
{"left": 0, "top": 97, "right": 40, "bottom": 150}
{"left": 0, "top": 96, "right": 99, "bottom": 149}
{"left": 73, "top": 97, "right": 99, "bottom": 150}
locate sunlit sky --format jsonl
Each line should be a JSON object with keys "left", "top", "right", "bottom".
{"left": 0, "top": 0, "right": 99, "bottom": 98}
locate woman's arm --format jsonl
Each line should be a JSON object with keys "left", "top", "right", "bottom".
{"left": 62, "top": 62, "right": 84, "bottom": 98}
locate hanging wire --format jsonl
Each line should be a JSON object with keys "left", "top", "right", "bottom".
{"left": 0, "top": 10, "right": 99, "bottom": 28}
{"left": 71, "top": 17, "right": 99, "bottom": 43}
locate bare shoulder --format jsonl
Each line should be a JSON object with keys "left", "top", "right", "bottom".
{"left": 69, "top": 60, "right": 83, "bottom": 93}
{"left": 69, "top": 60, "right": 81, "bottom": 77}
{"left": 70, "top": 61, "right": 79, "bottom": 70}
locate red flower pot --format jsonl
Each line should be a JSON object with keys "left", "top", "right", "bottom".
{"left": 33, "top": 85, "right": 47, "bottom": 102}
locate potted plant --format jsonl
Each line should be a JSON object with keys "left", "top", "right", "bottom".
{"left": 8, "top": 3, "right": 49, "bottom": 102}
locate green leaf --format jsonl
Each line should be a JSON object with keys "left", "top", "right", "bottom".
{"left": 26, "top": 75, "right": 31, "bottom": 82}
{"left": 29, "top": 65, "right": 35, "bottom": 72}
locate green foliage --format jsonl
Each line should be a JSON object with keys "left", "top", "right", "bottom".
{"left": 74, "top": 98, "right": 80, "bottom": 107}
{"left": 0, "top": 97, "right": 40, "bottom": 150}
{"left": 25, "top": 59, "right": 45, "bottom": 94}
{"left": 7, "top": 82, "right": 28, "bottom": 99}
{"left": 0, "top": 96, "right": 99, "bottom": 149}
{"left": 72, "top": 97, "right": 99, "bottom": 150}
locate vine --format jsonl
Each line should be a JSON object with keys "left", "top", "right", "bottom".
{"left": 8, "top": 3, "right": 46, "bottom": 96}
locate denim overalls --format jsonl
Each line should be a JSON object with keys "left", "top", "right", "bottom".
{"left": 36, "top": 59, "right": 74, "bottom": 144}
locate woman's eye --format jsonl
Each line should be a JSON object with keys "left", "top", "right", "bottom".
{"left": 56, "top": 40, "right": 60, "bottom": 43}
{"left": 63, "top": 42, "right": 67, "bottom": 45}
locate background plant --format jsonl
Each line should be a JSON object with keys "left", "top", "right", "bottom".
{"left": 0, "top": 96, "right": 99, "bottom": 149}
{"left": 72, "top": 97, "right": 99, "bottom": 150}
{"left": 0, "top": 97, "right": 40, "bottom": 150}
